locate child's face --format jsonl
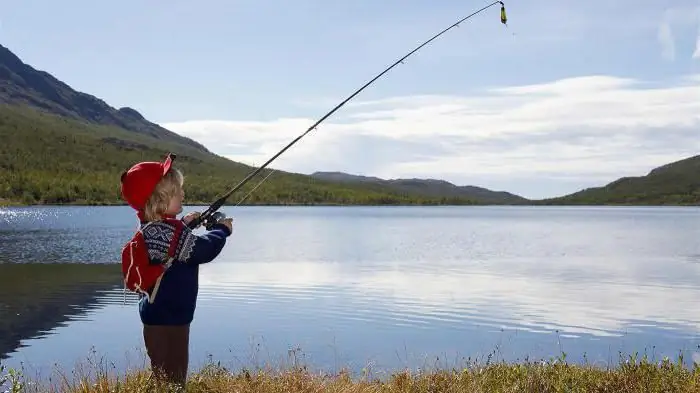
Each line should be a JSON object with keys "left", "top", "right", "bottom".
{"left": 165, "top": 186, "right": 184, "bottom": 216}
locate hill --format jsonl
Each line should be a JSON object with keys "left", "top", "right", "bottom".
{"left": 0, "top": 103, "right": 492, "bottom": 206}
{"left": 311, "top": 171, "right": 528, "bottom": 204}
{"left": 539, "top": 155, "right": 700, "bottom": 205}
{"left": 0, "top": 44, "right": 209, "bottom": 153}
{"left": 0, "top": 44, "right": 499, "bottom": 206}
{"left": 1, "top": 42, "right": 697, "bottom": 207}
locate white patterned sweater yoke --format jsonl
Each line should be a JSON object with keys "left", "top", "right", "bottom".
{"left": 141, "top": 220, "right": 198, "bottom": 265}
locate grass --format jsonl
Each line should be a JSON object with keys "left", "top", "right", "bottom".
{"left": 3, "top": 350, "right": 700, "bottom": 393}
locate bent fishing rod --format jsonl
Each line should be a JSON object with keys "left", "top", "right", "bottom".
{"left": 190, "top": 1, "right": 509, "bottom": 230}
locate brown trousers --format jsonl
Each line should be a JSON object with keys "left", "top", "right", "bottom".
{"left": 143, "top": 324, "right": 190, "bottom": 387}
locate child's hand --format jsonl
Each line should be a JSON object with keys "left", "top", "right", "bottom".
{"left": 181, "top": 211, "right": 202, "bottom": 226}
{"left": 219, "top": 217, "right": 233, "bottom": 233}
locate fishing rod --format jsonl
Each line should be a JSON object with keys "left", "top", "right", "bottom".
{"left": 191, "top": 1, "right": 509, "bottom": 230}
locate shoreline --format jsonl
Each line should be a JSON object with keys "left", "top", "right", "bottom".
{"left": 1, "top": 201, "right": 699, "bottom": 208}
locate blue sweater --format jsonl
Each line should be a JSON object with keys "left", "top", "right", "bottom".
{"left": 137, "top": 219, "right": 231, "bottom": 326}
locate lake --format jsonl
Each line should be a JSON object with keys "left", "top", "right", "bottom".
{"left": 1, "top": 205, "right": 699, "bottom": 382}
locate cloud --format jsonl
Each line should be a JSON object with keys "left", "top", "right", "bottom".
{"left": 658, "top": 11, "right": 676, "bottom": 61}
{"left": 659, "top": 4, "right": 700, "bottom": 61}
{"left": 694, "top": 15, "right": 700, "bottom": 59}
{"left": 162, "top": 73, "right": 700, "bottom": 199}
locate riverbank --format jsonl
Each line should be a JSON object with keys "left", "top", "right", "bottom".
{"left": 3, "top": 354, "right": 699, "bottom": 393}
{"left": 2, "top": 200, "right": 700, "bottom": 209}
{"left": 0, "top": 199, "right": 488, "bottom": 208}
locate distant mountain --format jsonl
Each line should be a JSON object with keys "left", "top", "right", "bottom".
{"left": 1, "top": 42, "right": 697, "bottom": 207}
{"left": 0, "top": 43, "right": 209, "bottom": 152}
{"left": 311, "top": 172, "right": 385, "bottom": 183}
{"left": 539, "top": 155, "right": 700, "bottom": 205}
{"left": 311, "top": 171, "right": 529, "bottom": 204}
{"left": 0, "top": 44, "right": 490, "bottom": 206}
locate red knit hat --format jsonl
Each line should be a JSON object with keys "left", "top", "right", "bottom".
{"left": 120, "top": 153, "right": 175, "bottom": 211}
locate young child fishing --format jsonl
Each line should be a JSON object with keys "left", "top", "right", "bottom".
{"left": 119, "top": 153, "right": 233, "bottom": 388}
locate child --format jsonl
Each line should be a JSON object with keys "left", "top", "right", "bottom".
{"left": 119, "top": 153, "right": 233, "bottom": 388}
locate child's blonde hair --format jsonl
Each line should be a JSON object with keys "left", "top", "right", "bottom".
{"left": 143, "top": 168, "right": 184, "bottom": 222}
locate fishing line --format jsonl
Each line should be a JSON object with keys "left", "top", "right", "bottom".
{"left": 189, "top": 1, "right": 509, "bottom": 229}
{"left": 235, "top": 169, "right": 275, "bottom": 206}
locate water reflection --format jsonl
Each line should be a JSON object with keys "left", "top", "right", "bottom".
{"left": 1, "top": 205, "right": 700, "bottom": 377}
{"left": 196, "top": 256, "right": 700, "bottom": 338}
{"left": 0, "top": 263, "right": 123, "bottom": 360}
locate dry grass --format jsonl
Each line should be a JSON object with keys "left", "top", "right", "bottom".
{"left": 3, "top": 352, "right": 700, "bottom": 393}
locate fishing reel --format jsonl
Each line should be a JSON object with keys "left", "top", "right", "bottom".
{"left": 202, "top": 211, "right": 228, "bottom": 230}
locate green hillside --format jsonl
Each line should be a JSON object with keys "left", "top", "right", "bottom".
{"left": 0, "top": 42, "right": 530, "bottom": 207}
{"left": 539, "top": 155, "right": 700, "bottom": 205}
{"left": 3, "top": 97, "right": 698, "bottom": 207}
{"left": 0, "top": 43, "right": 209, "bottom": 152}
{"left": 0, "top": 104, "right": 487, "bottom": 206}
{"left": 1, "top": 40, "right": 698, "bottom": 207}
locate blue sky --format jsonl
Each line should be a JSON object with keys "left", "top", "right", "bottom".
{"left": 2, "top": 0, "right": 700, "bottom": 198}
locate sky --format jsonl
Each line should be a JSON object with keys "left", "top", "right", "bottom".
{"left": 1, "top": 0, "right": 699, "bottom": 199}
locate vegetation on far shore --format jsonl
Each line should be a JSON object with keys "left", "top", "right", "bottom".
{"left": 0, "top": 105, "right": 487, "bottom": 208}
{"left": 2, "top": 39, "right": 700, "bottom": 208}
{"left": 2, "top": 351, "right": 699, "bottom": 393}
{"left": 1, "top": 100, "right": 699, "bottom": 208}
{"left": 1, "top": 101, "right": 699, "bottom": 208}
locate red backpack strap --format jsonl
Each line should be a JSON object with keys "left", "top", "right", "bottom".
{"left": 165, "top": 218, "right": 185, "bottom": 265}
{"left": 147, "top": 219, "right": 186, "bottom": 303}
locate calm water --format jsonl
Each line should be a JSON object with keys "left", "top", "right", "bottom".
{"left": 1, "top": 205, "right": 700, "bottom": 381}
